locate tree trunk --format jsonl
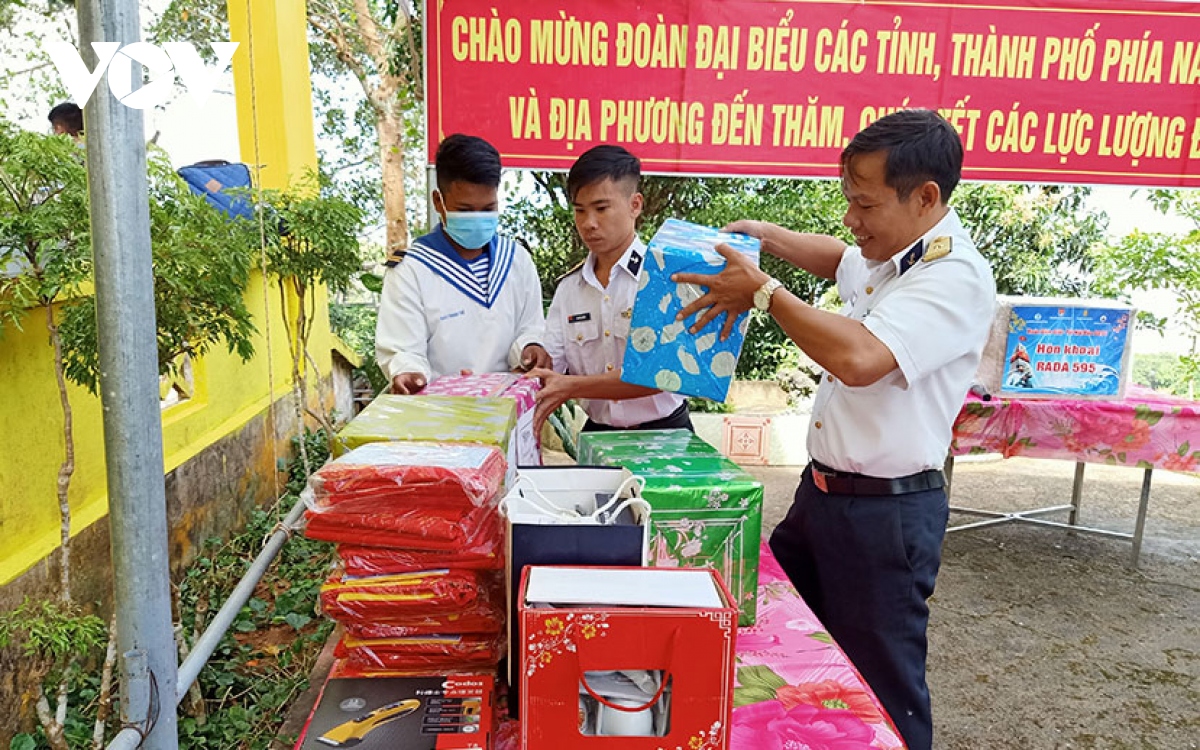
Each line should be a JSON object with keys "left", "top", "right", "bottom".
{"left": 35, "top": 685, "right": 68, "bottom": 750}
{"left": 377, "top": 106, "right": 410, "bottom": 254}
{"left": 93, "top": 617, "right": 118, "bottom": 748}
{"left": 46, "top": 303, "right": 74, "bottom": 605}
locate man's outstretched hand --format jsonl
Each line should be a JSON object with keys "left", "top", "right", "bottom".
{"left": 672, "top": 243, "right": 769, "bottom": 340}
{"left": 526, "top": 367, "right": 573, "bottom": 435}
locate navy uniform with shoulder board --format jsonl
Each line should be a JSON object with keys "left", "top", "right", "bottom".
{"left": 543, "top": 239, "right": 689, "bottom": 430}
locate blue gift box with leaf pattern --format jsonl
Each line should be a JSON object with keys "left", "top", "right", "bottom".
{"left": 621, "top": 218, "right": 761, "bottom": 402}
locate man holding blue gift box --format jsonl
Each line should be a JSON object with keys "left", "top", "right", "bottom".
{"left": 674, "top": 110, "right": 995, "bottom": 750}
{"left": 529, "top": 145, "right": 692, "bottom": 434}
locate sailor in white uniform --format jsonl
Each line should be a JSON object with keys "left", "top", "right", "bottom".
{"left": 530, "top": 145, "right": 690, "bottom": 432}
{"left": 375, "top": 135, "right": 549, "bottom": 393}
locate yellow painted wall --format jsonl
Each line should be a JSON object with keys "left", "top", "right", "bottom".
{"left": 0, "top": 275, "right": 336, "bottom": 585}
{"left": 0, "top": 0, "right": 334, "bottom": 585}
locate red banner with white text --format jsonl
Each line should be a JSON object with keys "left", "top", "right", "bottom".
{"left": 426, "top": 0, "right": 1200, "bottom": 186}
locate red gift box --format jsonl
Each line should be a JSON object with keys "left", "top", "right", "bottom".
{"left": 305, "top": 502, "right": 500, "bottom": 550}
{"left": 336, "top": 512, "right": 504, "bottom": 575}
{"left": 519, "top": 566, "right": 737, "bottom": 749}
{"left": 334, "top": 632, "right": 505, "bottom": 672}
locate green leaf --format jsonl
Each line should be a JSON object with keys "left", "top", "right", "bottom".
{"left": 359, "top": 272, "right": 383, "bottom": 294}
{"left": 10, "top": 734, "right": 37, "bottom": 750}
{"left": 737, "top": 665, "right": 787, "bottom": 692}
{"left": 809, "top": 631, "right": 834, "bottom": 644}
{"left": 732, "top": 685, "right": 778, "bottom": 708}
{"left": 1143, "top": 410, "right": 1164, "bottom": 426}
{"left": 1117, "top": 452, "right": 1127, "bottom": 464}
{"left": 284, "top": 612, "right": 311, "bottom": 631}
{"left": 1178, "top": 441, "right": 1190, "bottom": 456}
{"left": 1137, "top": 460, "right": 1155, "bottom": 470}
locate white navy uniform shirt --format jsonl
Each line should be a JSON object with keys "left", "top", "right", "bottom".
{"left": 544, "top": 238, "right": 685, "bottom": 428}
{"left": 375, "top": 226, "right": 546, "bottom": 381}
{"left": 808, "top": 208, "right": 996, "bottom": 478}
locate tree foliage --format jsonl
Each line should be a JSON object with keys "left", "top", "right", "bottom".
{"left": 0, "top": 0, "right": 75, "bottom": 126}
{"left": 0, "top": 123, "right": 91, "bottom": 323}
{"left": 1091, "top": 188, "right": 1200, "bottom": 384}
{"left": 261, "top": 174, "right": 365, "bottom": 299}
{"left": 60, "top": 148, "right": 260, "bottom": 393}
{"left": 261, "top": 172, "right": 366, "bottom": 435}
{"left": 1133, "top": 352, "right": 1198, "bottom": 398}
{"left": 952, "top": 183, "right": 1106, "bottom": 296}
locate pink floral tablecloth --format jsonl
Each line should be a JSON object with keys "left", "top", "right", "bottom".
{"left": 952, "top": 385, "right": 1200, "bottom": 472}
{"left": 494, "top": 544, "right": 904, "bottom": 749}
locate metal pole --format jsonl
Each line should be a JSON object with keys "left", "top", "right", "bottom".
{"left": 78, "top": 1, "right": 179, "bottom": 746}
{"left": 427, "top": 164, "right": 439, "bottom": 231}
{"left": 1069, "top": 462, "right": 1086, "bottom": 526}
{"left": 1130, "top": 468, "right": 1153, "bottom": 568}
{"left": 175, "top": 497, "right": 307, "bottom": 699}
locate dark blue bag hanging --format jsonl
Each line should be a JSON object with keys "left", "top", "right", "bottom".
{"left": 177, "top": 160, "right": 255, "bottom": 221}
{"left": 501, "top": 467, "right": 650, "bottom": 717}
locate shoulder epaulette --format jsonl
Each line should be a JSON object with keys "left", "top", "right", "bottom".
{"left": 384, "top": 246, "right": 407, "bottom": 268}
{"left": 922, "top": 236, "right": 953, "bottom": 262}
{"left": 557, "top": 259, "right": 585, "bottom": 283}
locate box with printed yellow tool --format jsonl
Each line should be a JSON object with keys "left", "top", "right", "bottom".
{"left": 295, "top": 671, "right": 494, "bottom": 750}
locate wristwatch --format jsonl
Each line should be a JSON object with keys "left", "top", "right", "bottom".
{"left": 753, "top": 278, "right": 784, "bottom": 312}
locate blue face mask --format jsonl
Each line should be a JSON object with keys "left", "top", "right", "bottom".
{"left": 443, "top": 211, "right": 499, "bottom": 250}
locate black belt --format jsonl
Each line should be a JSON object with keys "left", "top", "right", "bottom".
{"left": 810, "top": 460, "right": 945, "bottom": 497}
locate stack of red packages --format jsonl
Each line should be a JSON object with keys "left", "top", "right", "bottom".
{"left": 303, "top": 441, "right": 508, "bottom": 674}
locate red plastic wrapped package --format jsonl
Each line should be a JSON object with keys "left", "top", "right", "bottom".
{"left": 334, "top": 632, "right": 505, "bottom": 672}
{"left": 343, "top": 601, "right": 503, "bottom": 638}
{"left": 306, "top": 442, "right": 507, "bottom": 512}
{"left": 325, "top": 658, "right": 499, "bottom": 681}
{"left": 337, "top": 513, "right": 504, "bottom": 575}
{"left": 304, "top": 501, "right": 501, "bottom": 550}
{"left": 319, "top": 568, "right": 502, "bottom": 623}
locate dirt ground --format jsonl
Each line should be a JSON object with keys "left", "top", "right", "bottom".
{"left": 749, "top": 457, "right": 1200, "bottom": 750}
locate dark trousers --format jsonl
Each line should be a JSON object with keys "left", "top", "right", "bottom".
{"left": 769, "top": 465, "right": 949, "bottom": 750}
{"left": 582, "top": 401, "right": 694, "bottom": 433}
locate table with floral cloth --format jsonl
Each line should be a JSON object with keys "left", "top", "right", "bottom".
{"left": 949, "top": 385, "right": 1200, "bottom": 565}
{"left": 494, "top": 544, "right": 905, "bottom": 749}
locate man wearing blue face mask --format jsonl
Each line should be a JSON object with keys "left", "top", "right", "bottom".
{"left": 375, "top": 134, "right": 551, "bottom": 393}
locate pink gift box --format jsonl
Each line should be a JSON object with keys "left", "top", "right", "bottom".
{"left": 425, "top": 374, "right": 542, "bottom": 466}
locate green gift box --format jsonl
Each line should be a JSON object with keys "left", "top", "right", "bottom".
{"left": 576, "top": 428, "right": 721, "bottom": 465}
{"left": 335, "top": 394, "right": 517, "bottom": 473}
{"left": 576, "top": 431, "right": 763, "bottom": 625}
